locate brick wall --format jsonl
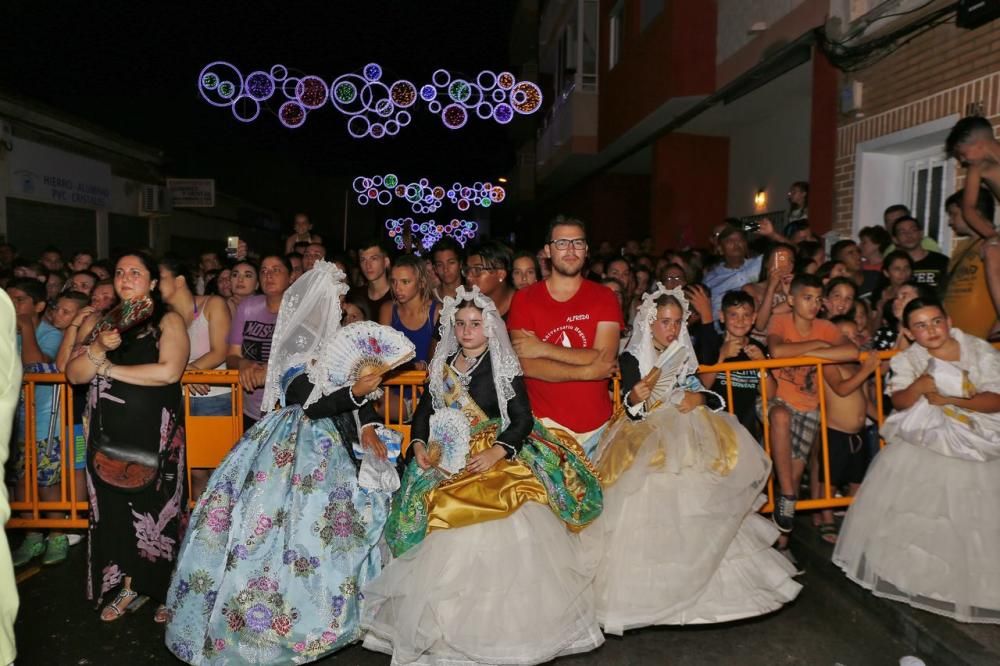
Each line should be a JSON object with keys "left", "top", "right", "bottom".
{"left": 834, "top": 19, "right": 1000, "bottom": 236}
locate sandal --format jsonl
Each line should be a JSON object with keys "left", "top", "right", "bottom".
{"left": 153, "top": 604, "right": 170, "bottom": 624}
{"left": 100, "top": 587, "right": 148, "bottom": 622}
{"left": 818, "top": 523, "right": 839, "bottom": 545}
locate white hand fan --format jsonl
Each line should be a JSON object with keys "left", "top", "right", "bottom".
{"left": 646, "top": 340, "right": 690, "bottom": 408}
{"left": 425, "top": 407, "right": 472, "bottom": 476}
{"left": 325, "top": 321, "right": 416, "bottom": 388}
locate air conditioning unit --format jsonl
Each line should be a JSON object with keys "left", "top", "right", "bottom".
{"left": 139, "top": 184, "right": 168, "bottom": 216}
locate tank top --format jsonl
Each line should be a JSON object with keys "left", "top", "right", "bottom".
{"left": 391, "top": 300, "right": 438, "bottom": 363}
{"left": 187, "top": 298, "right": 230, "bottom": 398}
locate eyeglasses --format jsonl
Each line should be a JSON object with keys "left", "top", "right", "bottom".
{"left": 462, "top": 264, "right": 494, "bottom": 277}
{"left": 549, "top": 238, "right": 587, "bottom": 251}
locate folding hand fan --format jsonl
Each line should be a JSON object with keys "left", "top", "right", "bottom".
{"left": 645, "top": 341, "right": 690, "bottom": 408}
{"left": 325, "top": 321, "right": 416, "bottom": 387}
{"left": 425, "top": 407, "right": 472, "bottom": 476}
{"left": 83, "top": 296, "right": 154, "bottom": 344}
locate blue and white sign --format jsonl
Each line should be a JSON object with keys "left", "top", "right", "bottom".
{"left": 8, "top": 138, "right": 112, "bottom": 210}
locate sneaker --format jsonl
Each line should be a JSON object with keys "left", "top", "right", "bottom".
{"left": 12, "top": 532, "right": 45, "bottom": 567}
{"left": 42, "top": 534, "right": 69, "bottom": 566}
{"left": 772, "top": 494, "right": 797, "bottom": 533}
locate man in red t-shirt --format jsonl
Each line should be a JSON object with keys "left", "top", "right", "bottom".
{"left": 508, "top": 216, "right": 622, "bottom": 458}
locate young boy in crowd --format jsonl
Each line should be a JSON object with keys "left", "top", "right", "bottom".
{"left": 945, "top": 116, "right": 1000, "bottom": 328}
{"left": 5, "top": 279, "right": 67, "bottom": 566}
{"left": 699, "top": 290, "right": 768, "bottom": 437}
{"left": 764, "top": 274, "right": 858, "bottom": 543}
{"left": 811, "top": 315, "right": 880, "bottom": 543}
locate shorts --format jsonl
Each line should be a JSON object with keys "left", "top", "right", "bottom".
{"left": 825, "top": 428, "right": 870, "bottom": 488}
{"left": 756, "top": 397, "right": 820, "bottom": 462}
{"left": 9, "top": 439, "right": 62, "bottom": 487}
{"left": 190, "top": 392, "right": 233, "bottom": 417}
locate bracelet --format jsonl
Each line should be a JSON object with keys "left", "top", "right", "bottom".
{"left": 101, "top": 362, "right": 114, "bottom": 379}
{"left": 85, "top": 345, "right": 107, "bottom": 368}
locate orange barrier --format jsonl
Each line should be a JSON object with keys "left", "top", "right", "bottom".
{"left": 8, "top": 346, "right": 997, "bottom": 529}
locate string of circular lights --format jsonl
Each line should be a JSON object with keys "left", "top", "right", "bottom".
{"left": 386, "top": 218, "right": 480, "bottom": 253}
{"left": 198, "top": 62, "right": 543, "bottom": 137}
{"left": 352, "top": 174, "right": 505, "bottom": 214}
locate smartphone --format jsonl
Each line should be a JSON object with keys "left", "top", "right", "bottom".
{"left": 742, "top": 219, "right": 761, "bottom": 233}
{"left": 226, "top": 236, "right": 239, "bottom": 259}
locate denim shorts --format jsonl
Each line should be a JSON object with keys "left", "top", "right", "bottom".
{"left": 190, "top": 392, "right": 233, "bottom": 417}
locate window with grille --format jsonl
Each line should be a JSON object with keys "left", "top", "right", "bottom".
{"left": 903, "top": 152, "right": 954, "bottom": 249}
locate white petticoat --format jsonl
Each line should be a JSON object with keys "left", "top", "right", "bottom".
{"left": 582, "top": 406, "right": 801, "bottom": 635}
{"left": 833, "top": 437, "right": 1000, "bottom": 623}
{"left": 361, "top": 502, "right": 604, "bottom": 665}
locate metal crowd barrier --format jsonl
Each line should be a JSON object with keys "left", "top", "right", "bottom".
{"left": 7, "top": 347, "right": 993, "bottom": 529}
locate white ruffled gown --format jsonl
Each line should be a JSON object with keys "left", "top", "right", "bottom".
{"left": 833, "top": 329, "right": 1000, "bottom": 623}
{"left": 582, "top": 395, "right": 801, "bottom": 635}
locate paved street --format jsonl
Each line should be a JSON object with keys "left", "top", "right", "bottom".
{"left": 13, "top": 536, "right": 924, "bottom": 666}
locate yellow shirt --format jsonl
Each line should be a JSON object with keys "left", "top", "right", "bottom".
{"left": 943, "top": 237, "right": 998, "bottom": 339}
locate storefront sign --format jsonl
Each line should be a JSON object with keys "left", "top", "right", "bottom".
{"left": 166, "top": 178, "right": 215, "bottom": 207}
{"left": 8, "top": 138, "right": 112, "bottom": 210}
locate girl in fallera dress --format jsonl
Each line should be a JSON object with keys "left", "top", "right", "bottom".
{"left": 164, "top": 261, "right": 403, "bottom": 665}
{"left": 583, "top": 283, "right": 801, "bottom": 635}
{"left": 834, "top": 298, "right": 1000, "bottom": 623}
{"left": 362, "top": 286, "right": 605, "bottom": 666}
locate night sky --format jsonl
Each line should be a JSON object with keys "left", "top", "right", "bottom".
{"left": 1, "top": 1, "right": 531, "bottom": 233}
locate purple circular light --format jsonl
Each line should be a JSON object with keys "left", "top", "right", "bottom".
{"left": 476, "top": 102, "right": 493, "bottom": 120}
{"left": 246, "top": 71, "right": 274, "bottom": 102}
{"left": 296, "top": 76, "right": 328, "bottom": 109}
{"left": 493, "top": 103, "right": 514, "bottom": 124}
{"left": 360, "top": 81, "right": 391, "bottom": 113}
{"left": 492, "top": 89, "right": 506, "bottom": 103}
{"left": 419, "top": 84, "right": 436, "bottom": 102}
{"left": 231, "top": 95, "right": 260, "bottom": 123}
{"left": 396, "top": 110, "right": 411, "bottom": 126}
{"left": 376, "top": 190, "right": 393, "bottom": 205}
{"left": 282, "top": 77, "right": 300, "bottom": 100}
{"left": 432, "top": 69, "right": 451, "bottom": 87}
{"left": 375, "top": 98, "right": 394, "bottom": 118}
{"left": 347, "top": 114, "right": 371, "bottom": 139}
{"left": 198, "top": 61, "right": 244, "bottom": 107}
{"left": 352, "top": 177, "right": 368, "bottom": 193}
{"left": 384, "top": 120, "right": 399, "bottom": 135}
{"left": 428, "top": 100, "right": 442, "bottom": 114}
{"left": 279, "top": 101, "right": 307, "bottom": 128}
{"left": 364, "top": 63, "right": 382, "bottom": 81}
{"left": 270, "top": 64, "right": 287, "bottom": 81}
{"left": 477, "top": 70, "right": 497, "bottom": 90}
{"left": 357, "top": 194, "right": 370, "bottom": 205}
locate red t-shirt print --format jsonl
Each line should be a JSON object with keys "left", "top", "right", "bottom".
{"left": 507, "top": 279, "right": 624, "bottom": 432}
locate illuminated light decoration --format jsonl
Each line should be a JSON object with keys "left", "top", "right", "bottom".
{"left": 390, "top": 80, "right": 417, "bottom": 108}
{"left": 199, "top": 62, "right": 542, "bottom": 134}
{"left": 232, "top": 95, "right": 261, "bottom": 123}
{"left": 355, "top": 175, "right": 506, "bottom": 216}
{"left": 442, "top": 104, "right": 467, "bottom": 129}
{"left": 493, "top": 103, "right": 514, "bottom": 124}
{"left": 383, "top": 217, "right": 480, "bottom": 253}
{"left": 278, "top": 101, "right": 306, "bottom": 128}
{"left": 296, "top": 75, "right": 329, "bottom": 109}
{"left": 490, "top": 186, "right": 505, "bottom": 203}
{"left": 510, "top": 81, "right": 543, "bottom": 115}
{"left": 384, "top": 174, "right": 398, "bottom": 188}
{"left": 246, "top": 71, "right": 274, "bottom": 101}
{"left": 334, "top": 80, "right": 357, "bottom": 104}
{"left": 448, "top": 79, "right": 472, "bottom": 103}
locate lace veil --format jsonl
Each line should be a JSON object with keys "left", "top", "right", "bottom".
{"left": 261, "top": 260, "right": 350, "bottom": 413}
{"left": 429, "top": 285, "right": 521, "bottom": 430}
{"left": 624, "top": 281, "right": 700, "bottom": 381}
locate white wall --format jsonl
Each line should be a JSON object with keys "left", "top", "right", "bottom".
{"left": 726, "top": 94, "right": 811, "bottom": 220}
{"left": 716, "top": 0, "right": 806, "bottom": 63}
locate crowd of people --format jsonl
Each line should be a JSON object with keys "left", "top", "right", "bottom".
{"left": 1, "top": 118, "right": 1000, "bottom": 663}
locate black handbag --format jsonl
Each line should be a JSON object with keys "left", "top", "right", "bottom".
{"left": 90, "top": 395, "right": 162, "bottom": 492}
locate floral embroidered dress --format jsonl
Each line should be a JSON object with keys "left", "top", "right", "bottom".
{"left": 87, "top": 321, "right": 185, "bottom": 607}
{"left": 164, "top": 366, "right": 390, "bottom": 665}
